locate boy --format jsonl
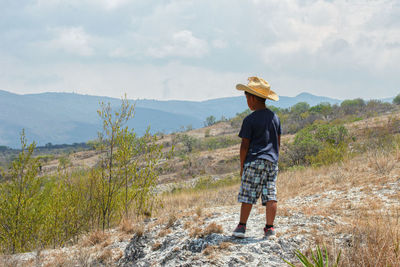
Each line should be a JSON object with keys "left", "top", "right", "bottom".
{"left": 232, "top": 76, "right": 281, "bottom": 238}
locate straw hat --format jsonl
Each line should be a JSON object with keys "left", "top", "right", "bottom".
{"left": 236, "top": 76, "right": 279, "bottom": 101}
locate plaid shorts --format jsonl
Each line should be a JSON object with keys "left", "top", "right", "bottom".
{"left": 238, "top": 159, "right": 278, "bottom": 205}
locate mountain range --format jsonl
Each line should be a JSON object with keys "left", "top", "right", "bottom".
{"left": 0, "top": 90, "right": 393, "bottom": 148}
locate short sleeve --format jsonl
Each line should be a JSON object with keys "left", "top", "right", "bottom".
{"left": 275, "top": 115, "right": 282, "bottom": 135}
{"left": 238, "top": 116, "right": 252, "bottom": 139}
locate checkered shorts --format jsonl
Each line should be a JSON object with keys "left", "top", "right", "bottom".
{"left": 238, "top": 159, "right": 278, "bottom": 205}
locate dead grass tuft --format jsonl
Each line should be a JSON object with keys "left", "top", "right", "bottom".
{"left": 190, "top": 222, "right": 223, "bottom": 238}
{"left": 82, "top": 230, "right": 110, "bottom": 247}
{"left": 152, "top": 242, "right": 162, "bottom": 251}
{"left": 75, "top": 249, "right": 91, "bottom": 267}
{"left": 190, "top": 227, "right": 203, "bottom": 238}
{"left": 368, "top": 150, "right": 397, "bottom": 175}
{"left": 196, "top": 206, "right": 203, "bottom": 217}
{"left": 218, "top": 241, "right": 232, "bottom": 250}
{"left": 203, "top": 222, "right": 223, "bottom": 236}
{"left": 97, "top": 249, "right": 113, "bottom": 264}
{"left": 158, "top": 228, "right": 172, "bottom": 237}
{"left": 184, "top": 220, "right": 193, "bottom": 229}
{"left": 203, "top": 245, "right": 216, "bottom": 255}
{"left": 165, "top": 214, "right": 177, "bottom": 229}
{"left": 120, "top": 218, "right": 135, "bottom": 234}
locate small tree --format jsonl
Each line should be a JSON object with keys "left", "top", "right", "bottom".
{"left": 291, "top": 102, "right": 310, "bottom": 115}
{"left": 340, "top": 98, "right": 365, "bottom": 115}
{"left": 0, "top": 130, "right": 43, "bottom": 253}
{"left": 96, "top": 96, "right": 134, "bottom": 230}
{"left": 115, "top": 126, "right": 138, "bottom": 217}
{"left": 94, "top": 96, "right": 164, "bottom": 227}
{"left": 393, "top": 94, "right": 400, "bottom": 105}
{"left": 204, "top": 115, "right": 216, "bottom": 127}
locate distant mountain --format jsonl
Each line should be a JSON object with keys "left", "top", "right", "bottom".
{"left": 0, "top": 91, "right": 202, "bottom": 148}
{"left": 134, "top": 92, "right": 342, "bottom": 121}
{"left": 0, "top": 90, "right": 392, "bottom": 148}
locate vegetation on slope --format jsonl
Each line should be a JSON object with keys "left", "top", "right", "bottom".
{"left": 0, "top": 96, "right": 399, "bottom": 265}
{"left": 0, "top": 98, "right": 167, "bottom": 253}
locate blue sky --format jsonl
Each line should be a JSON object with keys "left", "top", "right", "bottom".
{"left": 1, "top": 0, "right": 399, "bottom": 101}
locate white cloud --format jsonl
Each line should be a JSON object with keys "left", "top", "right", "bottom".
{"left": 147, "top": 30, "right": 209, "bottom": 58}
{"left": 34, "top": 0, "right": 130, "bottom": 10}
{"left": 212, "top": 39, "right": 228, "bottom": 49}
{"left": 0, "top": 59, "right": 244, "bottom": 101}
{"left": 100, "top": 0, "right": 130, "bottom": 10}
{"left": 2, "top": 0, "right": 400, "bottom": 101}
{"left": 47, "top": 27, "right": 94, "bottom": 56}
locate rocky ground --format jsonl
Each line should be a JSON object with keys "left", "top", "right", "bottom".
{"left": 117, "top": 207, "right": 343, "bottom": 267}
{"left": 3, "top": 173, "right": 399, "bottom": 266}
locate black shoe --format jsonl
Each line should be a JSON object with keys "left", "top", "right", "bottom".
{"left": 264, "top": 227, "right": 275, "bottom": 237}
{"left": 232, "top": 224, "right": 246, "bottom": 238}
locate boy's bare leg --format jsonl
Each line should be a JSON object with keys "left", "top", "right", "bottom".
{"left": 266, "top": 201, "right": 277, "bottom": 225}
{"left": 239, "top": 203, "right": 253, "bottom": 224}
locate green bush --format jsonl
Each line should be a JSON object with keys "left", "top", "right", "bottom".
{"left": 308, "top": 143, "right": 347, "bottom": 167}
{"left": 282, "top": 123, "right": 348, "bottom": 167}
{"left": 202, "top": 136, "right": 240, "bottom": 150}
{"left": 204, "top": 115, "right": 216, "bottom": 126}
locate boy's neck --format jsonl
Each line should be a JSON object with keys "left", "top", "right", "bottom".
{"left": 253, "top": 103, "right": 266, "bottom": 111}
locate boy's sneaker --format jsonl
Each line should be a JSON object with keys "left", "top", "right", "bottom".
{"left": 264, "top": 227, "right": 275, "bottom": 237}
{"left": 232, "top": 224, "right": 246, "bottom": 238}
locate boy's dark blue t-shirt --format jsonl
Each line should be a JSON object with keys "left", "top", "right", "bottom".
{"left": 239, "top": 108, "right": 281, "bottom": 164}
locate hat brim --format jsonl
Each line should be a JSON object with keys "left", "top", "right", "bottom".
{"left": 236, "top": 84, "right": 279, "bottom": 101}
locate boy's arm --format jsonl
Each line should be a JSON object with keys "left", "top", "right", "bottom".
{"left": 278, "top": 135, "right": 281, "bottom": 150}
{"left": 240, "top": 137, "right": 250, "bottom": 177}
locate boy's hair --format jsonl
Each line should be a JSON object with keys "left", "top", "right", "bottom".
{"left": 245, "top": 91, "right": 266, "bottom": 103}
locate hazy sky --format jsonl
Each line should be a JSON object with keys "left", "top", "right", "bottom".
{"left": 1, "top": 0, "right": 399, "bottom": 101}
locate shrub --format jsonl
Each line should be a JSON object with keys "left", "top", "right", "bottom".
{"left": 283, "top": 123, "right": 348, "bottom": 166}
{"left": 308, "top": 143, "right": 347, "bottom": 167}
{"left": 393, "top": 94, "right": 400, "bottom": 105}
{"left": 204, "top": 115, "right": 216, "bottom": 127}
{"left": 340, "top": 98, "right": 366, "bottom": 115}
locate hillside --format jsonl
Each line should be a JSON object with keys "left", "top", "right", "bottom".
{"left": 2, "top": 105, "right": 400, "bottom": 266}
{"left": 0, "top": 90, "right": 345, "bottom": 148}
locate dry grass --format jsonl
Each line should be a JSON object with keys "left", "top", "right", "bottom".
{"left": 81, "top": 230, "right": 110, "bottom": 247}
{"left": 97, "top": 249, "right": 113, "bottom": 264}
{"left": 189, "top": 227, "right": 203, "bottom": 238}
{"left": 340, "top": 212, "right": 400, "bottom": 266}
{"left": 152, "top": 242, "right": 162, "bottom": 251}
{"left": 203, "top": 222, "right": 223, "bottom": 236}
{"left": 120, "top": 218, "right": 135, "bottom": 234}
{"left": 184, "top": 220, "right": 193, "bottom": 229}
{"left": 0, "top": 255, "right": 19, "bottom": 267}
{"left": 218, "top": 241, "right": 232, "bottom": 250}
{"left": 165, "top": 214, "right": 177, "bottom": 229}
{"left": 190, "top": 222, "right": 223, "bottom": 238}
{"left": 367, "top": 149, "right": 398, "bottom": 175}
{"left": 203, "top": 245, "right": 216, "bottom": 255}
{"left": 158, "top": 228, "right": 172, "bottom": 237}
{"left": 196, "top": 206, "right": 203, "bottom": 217}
